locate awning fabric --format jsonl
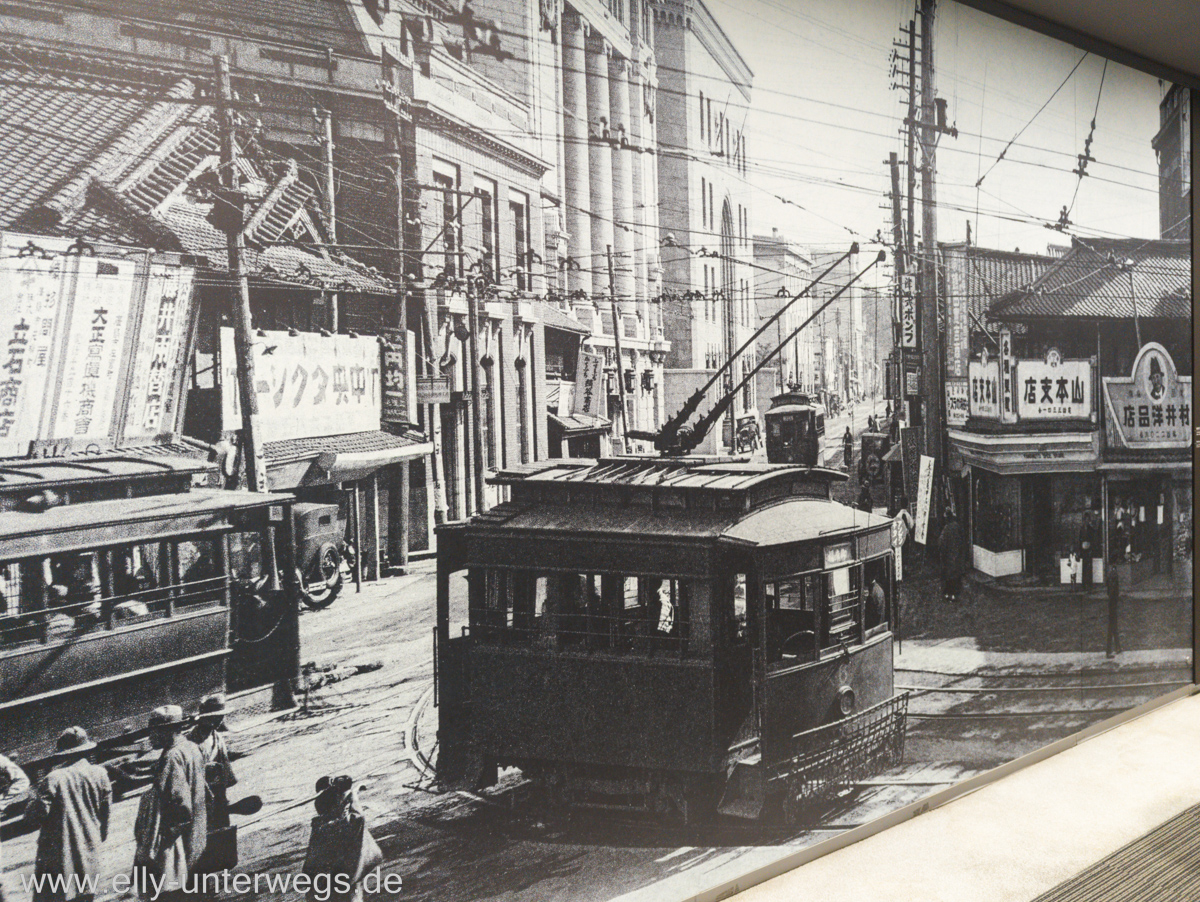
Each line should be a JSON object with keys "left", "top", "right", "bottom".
{"left": 264, "top": 430, "right": 432, "bottom": 487}
{"left": 548, "top": 413, "right": 611, "bottom": 437}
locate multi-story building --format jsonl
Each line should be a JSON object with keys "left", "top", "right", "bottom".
{"left": 752, "top": 229, "right": 814, "bottom": 403}
{"left": 654, "top": 0, "right": 755, "bottom": 454}
{"left": 1152, "top": 83, "right": 1191, "bottom": 241}
{"left": 804, "top": 250, "right": 862, "bottom": 406}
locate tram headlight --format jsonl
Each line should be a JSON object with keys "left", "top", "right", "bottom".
{"left": 837, "top": 686, "right": 856, "bottom": 717}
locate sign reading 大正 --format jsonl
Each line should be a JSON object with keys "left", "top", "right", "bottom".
{"left": 1015, "top": 357, "right": 1092, "bottom": 420}
{"left": 220, "top": 328, "right": 381, "bottom": 441}
{"left": 1103, "top": 343, "right": 1191, "bottom": 449}
{"left": 967, "top": 358, "right": 1001, "bottom": 419}
{"left": 573, "top": 351, "right": 605, "bottom": 419}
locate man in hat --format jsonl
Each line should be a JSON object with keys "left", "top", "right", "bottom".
{"left": 27, "top": 728, "right": 111, "bottom": 902}
{"left": 0, "top": 753, "right": 31, "bottom": 902}
{"left": 132, "top": 706, "right": 207, "bottom": 901}
{"left": 189, "top": 696, "right": 237, "bottom": 830}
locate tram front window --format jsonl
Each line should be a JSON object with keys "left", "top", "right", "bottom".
{"left": 766, "top": 574, "right": 820, "bottom": 666}
{"left": 473, "top": 569, "right": 691, "bottom": 655}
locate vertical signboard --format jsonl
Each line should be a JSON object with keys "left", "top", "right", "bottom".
{"left": 122, "top": 262, "right": 198, "bottom": 443}
{"left": 914, "top": 453, "right": 935, "bottom": 546}
{"left": 899, "top": 273, "right": 917, "bottom": 349}
{"left": 968, "top": 357, "right": 1001, "bottom": 419}
{"left": 381, "top": 328, "right": 409, "bottom": 426}
{"left": 998, "top": 328, "right": 1017, "bottom": 424}
{"left": 573, "top": 351, "right": 605, "bottom": 419}
{"left": 945, "top": 377, "right": 969, "bottom": 427}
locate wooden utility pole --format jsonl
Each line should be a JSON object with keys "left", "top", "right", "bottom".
{"left": 467, "top": 273, "right": 488, "bottom": 511}
{"left": 316, "top": 107, "right": 339, "bottom": 332}
{"left": 215, "top": 56, "right": 266, "bottom": 494}
{"left": 903, "top": 18, "right": 918, "bottom": 265}
{"left": 919, "top": 0, "right": 944, "bottom": 467}
{"left": 608, "top": 246, "right": 631, "bottom": 453}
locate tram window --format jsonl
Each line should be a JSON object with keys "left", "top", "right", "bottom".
{"left": 177, "top": 538, "right": 223, "bottom": 609}
{"left": 863, "top": 556, "right": 892, "bottom": 635}
{"left": 766, "top": 575, "right": 820, "bottom": 667}
{"left": 228, "top": 532, "right": 265, "bottom": 583}
{"left": 824, "top": 566, "right": 861, "bottom": 650}
{"left": 0, "top": 562, "right": 20, "bottom": 616}
{"left": 733, "top": 573, "right": 747, "bottom": 639}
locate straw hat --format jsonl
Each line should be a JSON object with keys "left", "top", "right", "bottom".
{"left": 53, "top": 726, "right": 96, "bottom": 757}
{"left": 148, "top": 705, "right": 186, "bottom": 730}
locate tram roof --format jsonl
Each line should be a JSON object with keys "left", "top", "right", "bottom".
{"left": 490, "top": 457, "right": 847, "bottom": 492}
{"left": 723, "top": 499, "right": 892, "bottom": 546}
{"left": 0, "top": 488, "right": 290, "bottom": 558}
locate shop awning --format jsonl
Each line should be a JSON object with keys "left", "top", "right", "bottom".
{"left": 264, "top": 430, "right": 432, "bottom": 489}
{"left": 881, "top": 444, "right": 903, "bottom": 463}
{"left": 548, "top": 413, "right": 611, "bottom": 437}
{"left": 947, "top": 427, "right": 1100, "bottom": 476}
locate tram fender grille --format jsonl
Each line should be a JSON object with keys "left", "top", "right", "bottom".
{"left": 718, "top": 754, "right": 766, "bottom": 820}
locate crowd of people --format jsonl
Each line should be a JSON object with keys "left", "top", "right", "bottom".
{"left": 0, "top": 699, "right": 382, "bottom": 902}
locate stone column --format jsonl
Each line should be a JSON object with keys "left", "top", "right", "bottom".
{"left": 560, "top": 10, "right": 592, "bottom": 299}
{"left": 609, "top": 53, "right": 635, "bottom": 317}
{"left": 585, "top": 30, "right": 615, "bottom": 300}
{"left": 627, "top": 60, "right": 648, "bottom": 310}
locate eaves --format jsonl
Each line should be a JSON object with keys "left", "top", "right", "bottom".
{"left": 411, "top": 100, "right": 550, "bottom": 179}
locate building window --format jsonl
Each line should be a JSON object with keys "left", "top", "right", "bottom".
{"left": 700, "top": 176, "right": 707, "bottom": 229}
{"left": 475, "top": 178, "right": 498, "bottom": 283}
{"left": 433, "top": 168, "right": 459, "bottom": 278}
{"left": 699, "top": 90, "right": 705, "bottom": 140}
{"left": 509, "top": 190, "right": 531, "bottom": 292}
{"left": 706, "top": 97, "right": 713, "bottom": 146}
{"left": 708, "top": 182, "right": 714, "bottom": 232}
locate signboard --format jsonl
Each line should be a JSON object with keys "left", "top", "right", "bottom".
{"left": 1015, "top": 356, "right": 1091, "bottom": 420}
{"left": 0, "top": 233, "right": 198, "bottom": 457}
{"left": 945, "top": 377, "right": 969, "bottom": 427}
{"left": 968, "top": 358, "right": 1001, "bottom": 419}
{"left": 123, "top": 263, "right": 197, "bottom": 443}
{"left": 220, "top": 328, "right": 380, "bottom": 441}
{"left": 572, "top": 351, "right": 605, "bottom": 419}
{"left": 381, "top": 328, "right": 410, "bottom": 425}
{"left": 998, "top": 328, "right": 1016, "bottom": 423}
{"left": 899, "top": 273, "right": 917, "bottom": 348}
{"left": 416, "top": 375, "right": 452, "bottom": 405}
{"left": 900, "top": 425, "right": 920, "bottom": 504}
{"left": 1102, "top": 343, "right": 1191, "bottom": 449}
{"left": 914, "top": 454, "right": 935, "bottom": 545}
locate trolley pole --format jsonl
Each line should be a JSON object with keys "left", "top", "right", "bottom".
{"left": 215, "top": 55, "right": 266, "bottom": 493}
{"left": 316, "top": 106, "right": 338, "bottom": 332}
{"left": 608, "top": 246, "right": 631, "bottom": 454}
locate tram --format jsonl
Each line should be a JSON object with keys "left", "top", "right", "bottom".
{"left": 0, "top": 455, "right": 300, "bottom": 774}
{"left": 435, "top": 457, "right": 906, "bottom": 823}
{"left": 764, "top": 391, "right": 827, "bottom": 467}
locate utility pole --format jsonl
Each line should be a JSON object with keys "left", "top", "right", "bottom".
{"left": 889, "top": 151, "right": 906, "bottom": 349}
{"left": 316, "top": 107, "right": 338, "bottom": 332}
{"left": 466, "top": 271, "right": 487, "bottom": 511}
{"left": 214, "top": 56, "right": 266, "bottom": 494}
{"left": 608, "top": 246, "right": 631, "bottom": 454}
{"left": 903, "top": 18, "right": 918, "bottom": 266}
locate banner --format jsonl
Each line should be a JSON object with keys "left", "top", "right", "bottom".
{"left": 998, "top": 328, "right": 1017, "bottom": 423}
{"left": 381, "top": 328, "right": 410, "bottom": 426}
{"left": 1102, "top": 342, "right": 1191, "bottom": 449}
{"left": 221, "top": 328, "right": 381, "bottom": 441}
{"left": 1015, "top": 354, "right": 1091, "bottom": 420}
{"left": 945, "top": 378, "right": 969, "bottom": 427}
{"left": 968, "top": 358, "right": 1001, "bottom": 419}
{"left": 914, "top": 454, "right": 935, "bottom": 546}
{"left": 572, "top": 351, "right": 605, "bottom": 419}
{"left": 0, "top": 234, "right": 198, "bottom": 457}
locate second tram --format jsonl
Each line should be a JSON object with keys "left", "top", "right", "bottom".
{"left": 764, "top": 391, "right": 827, "bottom": 468}
{"left": 435, "top": 457, "right": 906, "bottom": 823}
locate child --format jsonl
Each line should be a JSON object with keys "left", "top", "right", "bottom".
{"left": 302, "top": 776, "right": 382, "bottom": 902}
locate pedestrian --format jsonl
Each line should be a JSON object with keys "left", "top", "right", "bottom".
{"left": 842, "top": 426, "right": 853, "bottom": 469}
{"left": 132, "top": 706, "right": 208, "bottom": 902}
{"left": 0, "top": 753, "right": 31, "bottom": 902}
{"left": 27, "top": 728, "right": 111, "bottom": 902}
{"left": 189, "top": 696, "right": 238, "bottom": 880}
{"left": 856, "top": 478, "right": 873, "bottom": 513}
{"left": 866, "top": 577, "right": 887, "bottom": 629}
{"left": 1106, "top": 564, "right": 1122, "bottom": 658}
{"left": 302, "top": 775, "right": 382, "bottom": 902}
{"left": 885, "top": 401, "right": 892, "bottom": 419}
{"left": 937, "top": 508, "right": 966, "bottom": 603}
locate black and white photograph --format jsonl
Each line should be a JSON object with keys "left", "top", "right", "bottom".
{"left": 0, "top": 0, "right": 1194, "bottom": 901}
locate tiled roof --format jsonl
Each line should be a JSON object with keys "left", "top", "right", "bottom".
{"left": 940, "top": 243, "right": 1057, "bottom": 327}
{"left": 988, "top": 237, "right": 1190, "bottom": 322}
{"left": 109, "top": 0, "right": 370, "bottom": 56}
{"left": 264, "top": 430, "right": 429, "bottom": 466}
{"left": 0, "top": 48, "right": 391, "bottom": 294}
{"left": 536, "top": 301, "right": 590, "bottom": 335}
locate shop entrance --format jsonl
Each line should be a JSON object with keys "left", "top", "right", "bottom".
{"left": 1024, "top": 475, "right": 1055, "bottom": 581}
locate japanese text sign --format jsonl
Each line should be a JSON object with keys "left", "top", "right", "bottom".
{"left": 899, "top": 273, "right": 917, "bottom": 349}
{"left": 573, "top": 352, "right": 605, "bottom": 419}
{"left": 1014, "top": 357, "right": 1092, "bottom": 420}
{"left": 221, "top": 328, "right": 381, "bottom": 441}
{"left": 945, "top": 378, "right": 969, "bottom": 427}
{"left": 1103, "top": 343, "right": 1190, "bottom": 449}
{"left": 967, "top": 358, "right": 1001, "bottom": 419}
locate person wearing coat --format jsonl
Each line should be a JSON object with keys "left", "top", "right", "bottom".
{"left": 842, "top": 427, "right": 853, "bottom": 469}
{"left": 937, "top": 509, "right": 967, "bottom": 602}
{"left": 27, "top": 728, "right": 111, "bottom": 902}
{"left": 0, "top": 753, "right": 31, "bottom": 902}
{"left": 132, "top": 706, "right": 208, "bottom": 901}
{"left": 303, "top": 775, "right": 382, "bottom": 902}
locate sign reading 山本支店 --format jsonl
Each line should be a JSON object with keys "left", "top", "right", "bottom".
{"left": 0, "top": 232, "right": 197, "bottom": 458}
{"left": 220, "top": 328, "right": 381, "bottom": 442}
{"left": 1014, "top": 351, "right": 1092, "bottom": 420}
{"left": 1103, "top": 343, "right": 1191, "bottom": 450}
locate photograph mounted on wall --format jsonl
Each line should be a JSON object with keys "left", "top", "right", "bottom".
{"left": 0, "top": 0, "right": 1190, "bottom": 901}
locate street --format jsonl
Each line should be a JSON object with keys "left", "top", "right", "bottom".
{"left": 4, "top": 473, "right": 1188, "bottom": 902}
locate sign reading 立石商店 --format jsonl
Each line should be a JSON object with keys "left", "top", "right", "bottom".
{"left": 1103, "top": 343, "right": 1191, "bottom": 449}
{"left": 0, "top": 232, "right": 198, "bottom": 458}
{"left": 573, "top": 352, "right": 605, "bottom": 419}
{"left": 220, "top": 328, "right": 381, "bottom": 442}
